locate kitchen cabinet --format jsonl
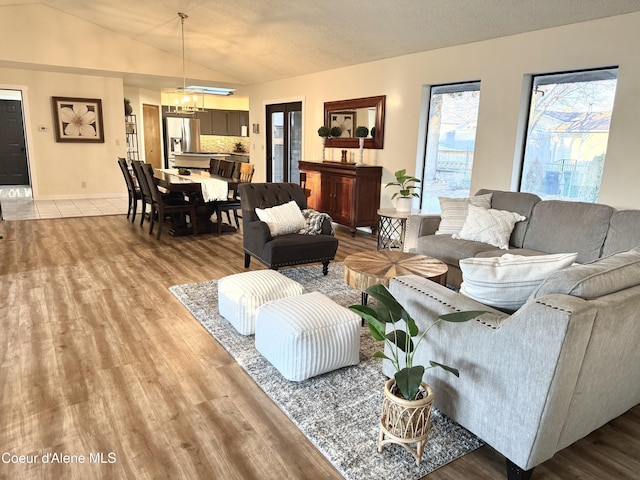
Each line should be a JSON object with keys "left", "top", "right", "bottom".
{"left": 191, "top": 109, "right": 249, "bottom": 136}
{"left": 299, "top": 161, "right": 382, "bottom": 236}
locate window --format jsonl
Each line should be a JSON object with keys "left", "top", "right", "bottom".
{"left": 520, "top": 68, "right": 618, "bottom": 202}
{"left": 420, "top": 82, "right": 481, "bottom": 212}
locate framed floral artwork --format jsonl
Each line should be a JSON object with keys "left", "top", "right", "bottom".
{"left": 52, "top": 97, "right": 105, "bottom": 143}
{"left": 330, "top": 111, "right": 356, "bottom": 137}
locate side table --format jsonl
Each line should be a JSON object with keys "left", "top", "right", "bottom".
{"left": 377, "top": 208, "right": 425, "bottom": 251}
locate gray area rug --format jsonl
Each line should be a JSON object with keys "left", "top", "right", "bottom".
{"left": 169, "top": 263, "right": 484, "bottom": 480}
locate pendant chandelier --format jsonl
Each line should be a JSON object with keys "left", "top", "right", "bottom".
{"left": 167, "top": 12, "right": 205, "bottom": 115}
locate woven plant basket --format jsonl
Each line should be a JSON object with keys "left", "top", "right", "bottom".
{"left": 378, "top": 378, "right": 434, "bottom": 465}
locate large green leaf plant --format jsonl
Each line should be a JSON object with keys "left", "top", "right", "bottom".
{"left": 349, "top": 284, "right": 485, "bottom": 401}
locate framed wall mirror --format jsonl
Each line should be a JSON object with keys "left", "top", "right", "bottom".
{"left": 324, "top": 95, "right": 385, "bottom": 149}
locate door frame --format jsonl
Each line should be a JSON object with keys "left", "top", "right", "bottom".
{"left": 264, "top": 96, "right": 305, "bottom": 182}
{"left": 0, "top": 85, "right": 35, "bottom": 193}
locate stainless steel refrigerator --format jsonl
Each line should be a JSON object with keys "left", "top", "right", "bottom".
{"left": 164, "top": 116, "right": 201, "bottom": 167}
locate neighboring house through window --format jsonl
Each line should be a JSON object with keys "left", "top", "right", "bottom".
{"left": 519, "top": 68, "right": 618, "bottom": 202}
{"left": 418, "top": 82, "right": 481, "bottom": 212}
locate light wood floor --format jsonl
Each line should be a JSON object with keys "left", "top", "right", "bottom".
{"left": 1, "top": 215, "right": 638, "bottom": 479}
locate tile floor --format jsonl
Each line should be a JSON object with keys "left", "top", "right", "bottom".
{"left": 0, "top": 185, "right": 128, "bottom": 221}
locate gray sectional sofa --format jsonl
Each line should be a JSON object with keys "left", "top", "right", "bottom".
{"left": 390, "top": 189, "right": 640, "bottom": 479}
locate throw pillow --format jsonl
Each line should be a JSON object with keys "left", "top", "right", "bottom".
{"left": 460, "top": 252, "right": 578, "bottom": 310}
{"left": 436, "top": 193, "right": 493, "bottom": 235}
{"left": 454, "top": 205, "right": 526, "bottom": 249}
{"left": 255, "top": 200, "right": 307, "bottom": 237}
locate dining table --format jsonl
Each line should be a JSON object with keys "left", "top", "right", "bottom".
{"left": 153, "top": 168, "right": 240, "bottom": 235}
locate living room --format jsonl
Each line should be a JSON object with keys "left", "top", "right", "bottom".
{"left": 2, "top": 2, "right": 640, "bottom": 480}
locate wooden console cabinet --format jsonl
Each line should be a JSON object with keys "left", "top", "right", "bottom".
{"left": 299, "top": 161, "right": 382, "bottom": 236}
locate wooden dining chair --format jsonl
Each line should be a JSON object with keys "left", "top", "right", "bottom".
{"left": 209, "top": 158, "right": 220, "bottom": 175}
{"left": 216, "top": 159, "right": 236, "bottom": 179}
{"left": 140, "top": 163, "right": 198, "bottom": 240}
{"left": 130, "top": 160, "right": 154, "bottom": 227}
{"left": 117, "top": 157, "right": 142, "bottom": 222}
{"left": 216, "top": 162, "right": 255, "bottom": 233}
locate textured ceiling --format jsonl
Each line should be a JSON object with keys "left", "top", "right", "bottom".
{"left": 4, "top": 0, "right": 640, "bottom": 88}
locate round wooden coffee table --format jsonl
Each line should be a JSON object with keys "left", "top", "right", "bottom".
{"left": 344, "top": 250, "right": 448, "bottom": 305}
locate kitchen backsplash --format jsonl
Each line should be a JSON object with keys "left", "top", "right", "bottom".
{"left": 200, "top": 136, "right": 249, "bottom": 153}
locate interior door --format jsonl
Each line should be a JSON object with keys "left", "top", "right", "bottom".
{"left": 143, "top": 104, "right": 162, "bottom": 169}
{"left": 0, "top": 99, "right": 29, "bottom": 185}
{"left": 266, "top": 102, "right": 302, "bottom": 182}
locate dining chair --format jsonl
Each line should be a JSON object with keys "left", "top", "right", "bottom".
{"left": 209, "top": 158, "right": 220, "bottom": 175}
{"left": 140, "top": 163, "right": 198, "bottom": 240}
{"left": 130, "top": 160, "right": 154, "bottom": 227}
{"left": 216, "top": 162, "right": 255, "bottom": 232}
{"left": 216, "top": 159, "right": 236, "bottom": 179}
{"left": 117, "top": 157, "right": 142, "bottom": 222}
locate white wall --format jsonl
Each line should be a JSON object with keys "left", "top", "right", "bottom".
{"left": 0, "top": 68, "right": 127, "bottom": 199}
{"left": 247, "top": 12, "right": 640, "bottom": 210}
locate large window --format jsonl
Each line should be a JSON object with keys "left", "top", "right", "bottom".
{"left": 420, "top": 82, "right": 481, "bottom": 212}
{"left": 520, "top": 68, "right": 618, "bottom": 202}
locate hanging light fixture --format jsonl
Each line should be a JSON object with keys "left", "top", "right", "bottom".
{"left": 167, "top": 12, "right": 205, "bottom": 115}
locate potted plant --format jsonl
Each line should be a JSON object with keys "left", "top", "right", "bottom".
{"left": 386, "top": 168, "right": 421, "bottom": 212}
{"left": 318, "top": 126, "right": 330, "bottom": 160}
{"left": 355, "top": 126, "right": 369, "bottom": 165}
{"left": 234, "top": 142, "right": 245, "bottom": 153}
{"left": 330, "top": 126, "right": 343, "bottom": 138}
{"left": 349, "top": 284, "right": 484, "bottom": 465}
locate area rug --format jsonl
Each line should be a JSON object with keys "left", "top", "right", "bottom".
{"left": 169, "top": 263, "right": 484, "bottom": 480}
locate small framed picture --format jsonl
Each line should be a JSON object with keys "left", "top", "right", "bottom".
{"left": 330, "top": 111, "right": 356, "bottom": 137}
{"left": 52, "top": 97, "right": 105, "bottom": 143}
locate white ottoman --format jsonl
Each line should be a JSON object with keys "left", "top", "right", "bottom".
{"left": 255, "top": 291, "right": 361, "bottom": 381}
{"left": 218, "top": 270, "right": 304, "bottom": 335}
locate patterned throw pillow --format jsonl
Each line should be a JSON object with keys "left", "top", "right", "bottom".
{"left": 454, "top": 205, "right": 526, "bottom": 249}
{"left": 460, "top": 252, "right": 578, "bottom": 310}
{"left": 255, "top": 200, "right": 307, "bottom": 236}
{"left": 436, "top": 193, "right": 493, "bottom": 235}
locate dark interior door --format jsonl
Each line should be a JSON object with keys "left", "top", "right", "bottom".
{"left": 266, "top": 102, "right": 302, "bottom": 182}
{"left": 0, "top": 99, "right": 29, "bottom": 185}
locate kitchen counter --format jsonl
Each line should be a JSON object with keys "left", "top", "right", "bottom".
{"left": 174, "top": 152, "right": 230, "bottom": 169}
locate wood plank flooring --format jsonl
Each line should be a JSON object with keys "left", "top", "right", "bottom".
{"left": 1, "top": 215, "right": 638, "bottom": 479}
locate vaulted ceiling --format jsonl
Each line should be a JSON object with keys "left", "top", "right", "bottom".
{"left": 4, "top": 0, "right": 640, "bottom": 88}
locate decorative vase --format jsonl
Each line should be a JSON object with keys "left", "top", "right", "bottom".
{"left": 321, "top": 136, "right": 327, "bottom": 160}
{"left": 357, "top": 137, "right": 365, "bottom": 165}
{"left": 124, "top": 101, "right": 133, "bottom": 116}
{"left": 396, "top": 196, "right": 412, "bottom": 212}
{"left": 378, "top": 378, "right": 434, "bottom": 466}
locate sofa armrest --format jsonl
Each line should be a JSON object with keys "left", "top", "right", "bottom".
{"left": 243, "top": 220, "right": 272, "bottom": 254}
{"left": 320, "top": 217, "right": 334, "bottom": 235}
{"left": 387, "top": 274, "right": 596, "bottom": 471}
{"left": 403, "top": 214, "right": 441, "bottom": 252}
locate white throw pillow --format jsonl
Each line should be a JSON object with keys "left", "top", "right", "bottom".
{"left": 255, "top": 200, "right": 307, "bottom": 236}
{"left": 459, "top": 252, "right": 578, "bottom": 310}
{"left": 454, "top": 205, "right": 526, "bottom": 249}
{"left": 436, "top": 193, "right": 493, "bottom": 235}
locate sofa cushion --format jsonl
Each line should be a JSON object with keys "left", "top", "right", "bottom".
{"left": 601, "top": 210, "right": 640, "bottom": 257}
{"left": 522, "top": 200, "right": 614, "bottom": 263}
{"left": 475, "top": 189, "right": 541, "bottom": 248}
{"left": 459, "top": 252, "right": 578, "bottom": 310}
{"left": 255, "top": 200, "right": 307, "bottom": 236}
{"left": 530, "top": 248, "right": 640, "bottom": 300}
{"left": 453, "top": 205, "right": 526, "bottom": 249}
{"left": 416, "top": 234, "right": 498, "bottom": 266}
{"left": 436, "top": 193, "right": 493, "bottom": 235}
{"left": 475, "top": 247, "right": 548, "bottom": 258}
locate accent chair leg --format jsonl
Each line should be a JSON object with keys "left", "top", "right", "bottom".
{"left": 244, "top": 253, "right": 251, "bottom": 268}
{"left": 506, "top": 459, "right": 534, "bottom": 480}
{"left": 322, "top": 261, "right": 329, "bottom": 276}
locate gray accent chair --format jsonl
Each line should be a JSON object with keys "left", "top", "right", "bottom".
{"left": 238, "top": 182, "right": 338, "bottom": 275}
